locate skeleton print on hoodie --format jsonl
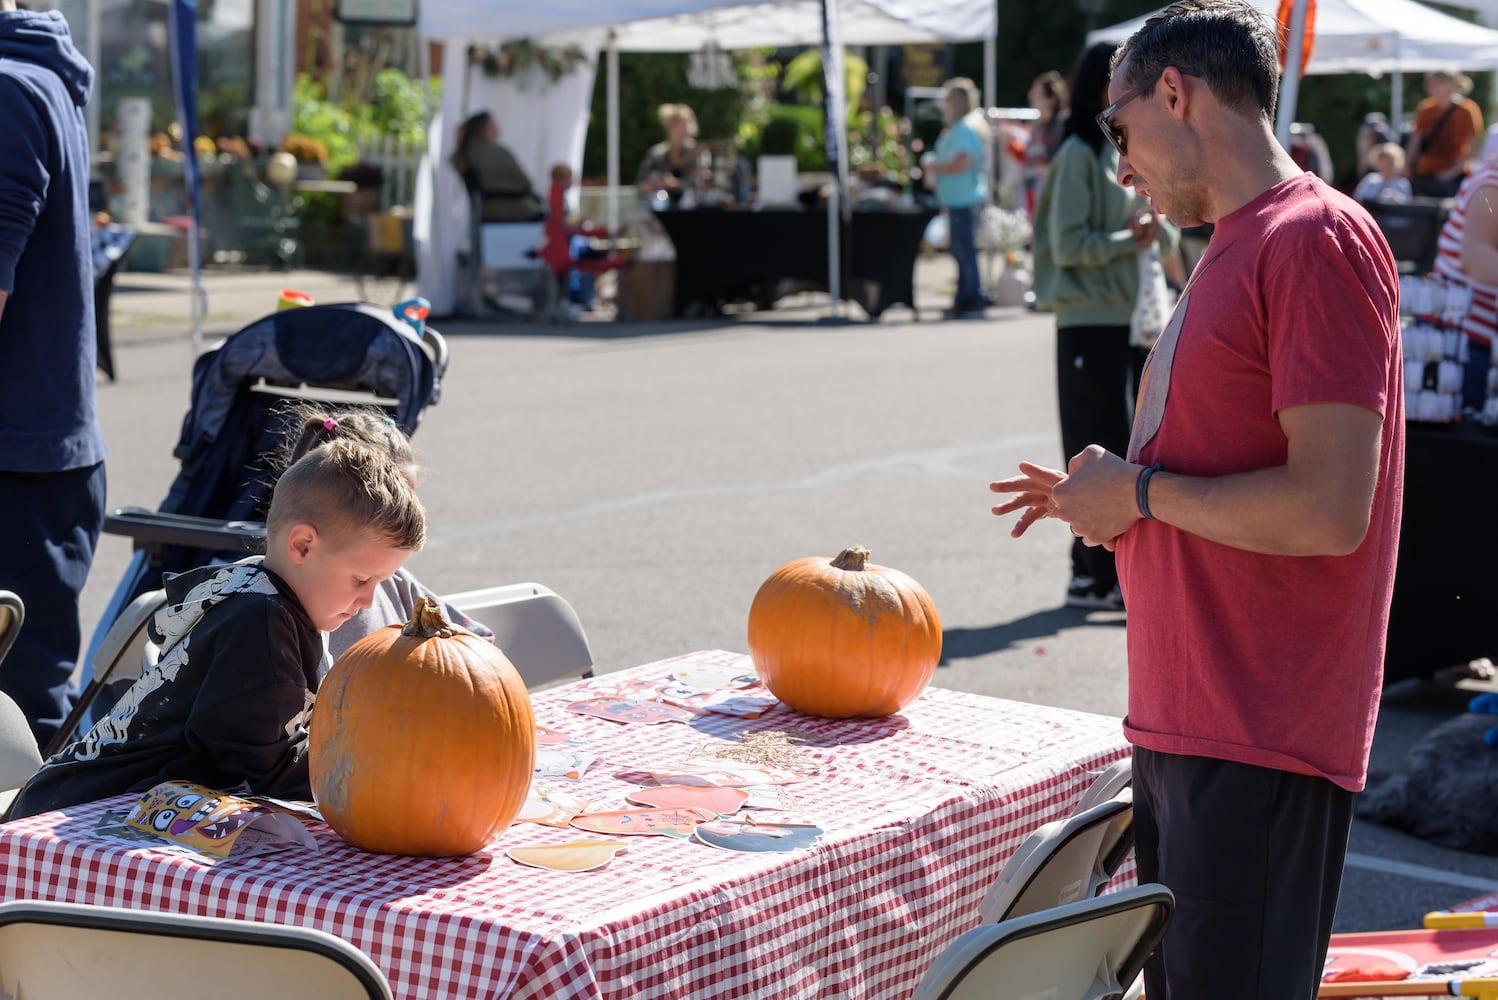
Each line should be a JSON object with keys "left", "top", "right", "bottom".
{"left": 10, "top": 558, "right": 328, "bottom": 819}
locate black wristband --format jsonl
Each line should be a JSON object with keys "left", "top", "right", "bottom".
{"left": 1136, "top": 463, "right": 1164, "bottom": 521}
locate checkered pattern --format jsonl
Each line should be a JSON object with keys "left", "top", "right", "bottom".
{"left": 0, "top": 650, "right": 1129, "bottom": 999}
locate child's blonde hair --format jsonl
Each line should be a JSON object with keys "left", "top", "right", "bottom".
{"left": 275, "top": 403, "right": 419, "bottom": 487}
{"left": 268, "top": 439, "right": 426, "bottom": 551}
{"left": 1370, "top": 141, "right": 1405, "bottom": 172}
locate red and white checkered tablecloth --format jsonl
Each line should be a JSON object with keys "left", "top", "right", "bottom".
{"left": 0, "top": 650, "right": 1129, "bottom": 1000}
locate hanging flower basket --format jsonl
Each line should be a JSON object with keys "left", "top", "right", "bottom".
{"left": 468, "top": 39, "right": 589, "bottom": 89}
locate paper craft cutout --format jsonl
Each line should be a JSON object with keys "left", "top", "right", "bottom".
{"left": 507, "top": 840, "right": 625, "bottom": 873}
{"left": 571, "top": 807, "right": 717, "bottom": 838}
{"left": 693, "top": 818, "right": 824, "bottom": 853}
{"left": 517, "top": 786, "right": 591, "bottom": 828}
{"left": 536, "top": 725, "right": 575, "bottom": 746}
{"left": 742, "top": 785, "right": 801, "bottom": 812}
{"left": 567, "top": 698, "right": 695, "bottom": 725}
{"left": 95, "top": 781, "right": 316, "bottom": 861}
{"left": 646, "top": 760, "right": 811, "bottom": 787}
{"left": 658, "top": 688, "right": 778, "bottom": 718}
{"left": 670, "top": 663, "right": 759, "bottom": 691}
{"left": 535, "top": 748, "right": 595, "bottom": 782}
{"left": 627, "top": 784, "right": 749, "bottom": 817}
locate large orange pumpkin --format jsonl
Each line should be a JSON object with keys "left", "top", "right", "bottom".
{"left": 309, "top": 597, "right": 536, "bottom": 856}
{"left": 747, "top": 546, "right": 942, "bottom": 719}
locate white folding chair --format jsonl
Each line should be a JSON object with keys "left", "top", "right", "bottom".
{"left": 978, "top": 793, "right": 1135, "bottom": 925}
{"left": 443, "top": 583, "right": 593, "bottom": 690}
{"left": 0, "top": 691, "right": 42, "bottom": 820}
{"left": 914, "top": 883, "right": 1174, "bottom": 1000}
{"left": 0, "top": 591, "right": 22, "bottom": 671}
{"left": 0, "top": 899, "right": 392, "bottom": 999}
{"left": 1074, "top": 756, "right": 1133, "bottom": 814}
{"left": 42, "top": 588, "right": 166, "bottom": 761}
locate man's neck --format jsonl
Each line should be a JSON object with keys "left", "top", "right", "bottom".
{"left": 0, "top": 2, "right": 16, "bottom": 12}
{"left": 1202, "top": 120, "right": 1303, "bottom": 224}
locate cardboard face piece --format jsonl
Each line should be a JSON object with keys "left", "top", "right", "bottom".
{"left": 567, "top": 698, "right": 695, "bottom": 726}
{"left": 570, "top": 807, "right": 717, "bottom": 839}
{"left": 693, "top": 818, "right": 824, "bottom": 854}
{"left": 516, "top": 786, "right": 591, "bottom": 828}
{"left": 626, "top": 784, "right": 749, "bottom": 817}
{"left": 507, "top": 839, "right": 625, "bottom": 873}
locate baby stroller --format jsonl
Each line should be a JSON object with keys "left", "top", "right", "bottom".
{"left": 68, "top": 302, "right": 447, "bottom": 747}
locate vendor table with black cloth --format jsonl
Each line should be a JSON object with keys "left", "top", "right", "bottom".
{"left": 654, "top": 206, "right": 935, "bottom": 319}
{"left": 1385, "top": 421, "right": 1498, "bottom": 684}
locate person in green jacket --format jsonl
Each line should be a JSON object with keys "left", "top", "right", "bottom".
{"left": 1031, "top": 41, "right": 1177, "bottom": 611}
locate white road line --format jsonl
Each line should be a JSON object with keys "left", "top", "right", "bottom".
{"left": 1345, "top": 852, "right": 1498, "bottom": 892}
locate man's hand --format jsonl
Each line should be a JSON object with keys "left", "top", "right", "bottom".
{"left": 1052, "top": 446, "right": 1143, "bottom": 551}
{"left": 989, "top": 462, "right": 1065, "bottom": 538}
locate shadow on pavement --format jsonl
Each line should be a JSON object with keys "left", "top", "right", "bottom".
{"left": 940, "top": 607, "right": 1126, "bottom": 666}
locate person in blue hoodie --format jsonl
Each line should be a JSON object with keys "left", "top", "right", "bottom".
{"left": 0, "top": 0, "right": 106, "bottom": 751}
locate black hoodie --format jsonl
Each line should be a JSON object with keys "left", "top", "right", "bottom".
{"left": 0, "top": 10, "right": 106, "bottom": 473}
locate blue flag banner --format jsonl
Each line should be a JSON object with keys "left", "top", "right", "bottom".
{"left": 168, "top": 0, "right": 207, "bottom": 353}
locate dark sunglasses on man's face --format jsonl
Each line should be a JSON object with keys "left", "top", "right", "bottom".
{"left": 1096, "top": 67, "right": 1201, "bottom": 158}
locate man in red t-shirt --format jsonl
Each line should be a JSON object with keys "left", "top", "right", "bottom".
{"left": 990, "top": 3, "right": 1403, "bottom": 998}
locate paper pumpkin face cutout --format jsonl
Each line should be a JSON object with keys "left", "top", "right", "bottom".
{"left": 570, "top": 807, "right": 716, "bottom": 838}
{"left": 124, "top": 781, "right": 264, "bottom": 856}
{"left": 517, "top": 787, "right": 591, "bottom": 828}
{"left": 507, "top": 840, "right": 625, "bottom": 873}
{"left": 693, "top": 819, "right": 824, "bottom": 853}
{"left": 535, "top": 725, "right": 573, "bottom": 745}
{"left": 670, "top": 663, "right": 758, "bottom": 691}
{"left": 567, "top": 698, "right": 695, "bottom": 725}
{"left": 627, "top": 784, "right": 749, "bottom": 817}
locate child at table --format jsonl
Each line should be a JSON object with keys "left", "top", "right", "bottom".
{"left": 542, "top": 163, "right": 627, "bottom": 315}
{"left": 272, "top": 404, "right": 491, "bottom": 660}
{"left": 8, "top": 439, "right": 427, "bottom": 819}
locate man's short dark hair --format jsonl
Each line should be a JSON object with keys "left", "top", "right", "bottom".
{"left": 1111, "top": 0, "right": 1280, "bottom": 120}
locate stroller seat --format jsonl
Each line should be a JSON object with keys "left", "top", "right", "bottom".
{"left": 86, "top": 302, "right": 447, "bottom": 715}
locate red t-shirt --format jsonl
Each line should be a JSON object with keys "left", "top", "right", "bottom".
{"left": 1117, "top": 173, "right": 1403, "bottom": 792}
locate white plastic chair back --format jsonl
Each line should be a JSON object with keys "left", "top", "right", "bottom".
{"left": 444, "top": 583, "right": 593, "bottom": 690}
{"left": 0, "top": 899, "right": 392, "bottom": 999}
{"left": 914, "top": 883, "right": 1173, "bottom": 1000}
{"left": 979, "top": 793, "right": 1135, "bottom": 924}
{"left": 1075, "top": 756, "right": 1133, "bottom": 814}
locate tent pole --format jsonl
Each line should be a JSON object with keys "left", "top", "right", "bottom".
{"left": 1391, "top": 65, "right": 1403, "bottom": 137}
{"left": 983, "top": 33, "right": 996, "bottom": 110}
{"left": 607, "top": 36, "right": 620, "bottom": 236}
{"left": 1274, "top": 0, "right": 1309, "bottom": 147}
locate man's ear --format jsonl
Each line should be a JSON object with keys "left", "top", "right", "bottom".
{"left": 1162, "top": 67, "right": 1194, "bottom": 121}
{"left": 284, "top": 522, "right": 319, "bottom": 565}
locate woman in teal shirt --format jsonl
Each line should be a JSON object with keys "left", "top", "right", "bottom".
{"left": 925, "top": 78, "right": 990, "bottom": 318}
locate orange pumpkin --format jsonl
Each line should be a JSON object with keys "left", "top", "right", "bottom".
{"left": 747, "top": 546, "right": 942, "bottom": 719}
{"left": 309, "top": 597, "right": 536, "bottom": 856}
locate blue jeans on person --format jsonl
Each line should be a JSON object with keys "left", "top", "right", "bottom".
{"left": 0, "top": 462, "right": 106, "bottom": 750}
{"left": 1464, "top": 339, "right": 1492, "bottom": 413}
{"left": 946, "top": 205, "right": 984, "bottom": 313}
{"left": 568, "top": 234, "right": 599, "bottom": 308}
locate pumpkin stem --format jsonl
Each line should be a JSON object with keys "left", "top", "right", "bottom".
{"left": 830, "top": 546, "right": 871, "bottom": 572}
{"left": 403, "top": 596, "right": 458, "bottom": 639}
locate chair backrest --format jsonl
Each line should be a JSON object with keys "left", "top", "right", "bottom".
{"left": 479, "top": 221, "right": 546, "bottom": 271}
{"left": 0, "top": 591, "right": 22, "bottom": 670}
{"left": 43, "top": 589, "right": 167, "bottom": 760}
{"left": 1074, "top": 756, "right": 1133, "bottom": 814}
{"left": 1364, "top": 199, "right": 1448, "bottom": 274}
{"left": 978, "top": 793, "right": 1136, "bottom": 925}
{"left": 443, "top": 583, "right": 593, "bottom": 690}
{"left": 0, "top": 690, "right": 42, "bottom": 818}
{"left": 0, "top": 899, "right": 392, "bottom": 1000}
{"left": 914, "top": 883, "right": 1174, "bottom": 1000}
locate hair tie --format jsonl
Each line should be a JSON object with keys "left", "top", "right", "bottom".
{"left": 383, "top": 417, "right": 395, "bottom": 426}
{"left": 323, "top": 418, "right": 339, "bottom": 431}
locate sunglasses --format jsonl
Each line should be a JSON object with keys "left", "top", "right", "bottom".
{"left": 1096, "top": 67, "right": 1201, "bottom": 158}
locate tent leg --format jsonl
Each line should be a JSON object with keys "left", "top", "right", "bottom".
{"left": 607, "top": 38, "right": 619, "bottom": 236}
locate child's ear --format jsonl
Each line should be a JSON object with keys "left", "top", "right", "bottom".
{"left": 285, "top": 523, "right": 319, "bottom": 564}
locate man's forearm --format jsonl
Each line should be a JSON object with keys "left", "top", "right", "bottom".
{"left": 1146, "top": 462, "right": 1374, "bottom": 557}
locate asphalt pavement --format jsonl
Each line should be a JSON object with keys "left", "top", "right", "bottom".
{"left": 88, "top": 255, "right": 1498, "bottom": 936}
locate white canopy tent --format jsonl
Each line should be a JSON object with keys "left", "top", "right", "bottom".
{"left": 1088, "top": 0, "right": 1498, "bottom": 149}
{"left": 413, "top": 0, "right": 997, "bottom": 315}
